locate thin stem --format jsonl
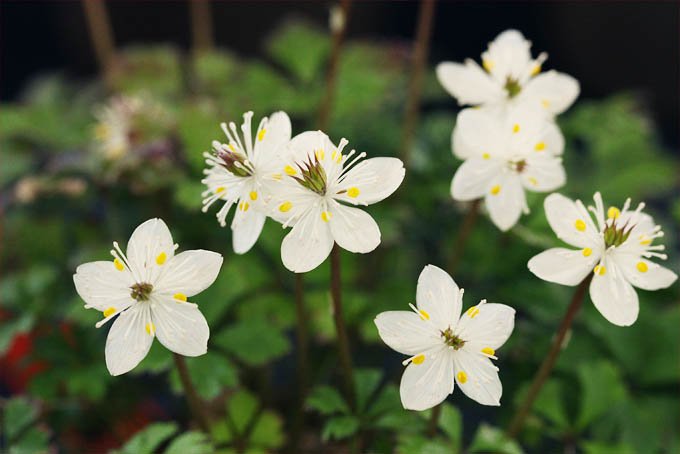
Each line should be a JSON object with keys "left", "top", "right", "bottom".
{"left": 190, "top": 0, "right": 214, "bottom": 55}
{"left": 81, "top": 0, "right": 115, "bottom": 84}
{"left": 289, "top": 273, "right": 310, "bottom": 452}
{"left": 506, "top": 275, "right": 593, "bottom": 438}
{"left": 400, "top": 0, "right": 437, "bottom": 167}
{"left": 330, "top": 245, "right": 356, "bottom": 409}
{"left": 173, "top": 353, "right": 211, "bottom": 434}
{"left": 317, "top": 0, "right": 353, "bottom": 131}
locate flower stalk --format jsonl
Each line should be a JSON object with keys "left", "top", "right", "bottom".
{"left": 173, "top": 353, "right": 212, "bottom": 434}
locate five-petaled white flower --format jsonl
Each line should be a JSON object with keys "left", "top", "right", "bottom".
{"left": 436, "top": 29, "right": 579, "bottom": 116}
{"left": 451, "top": 106, "right": 565, "bottom": 231}
{"left": 270, "top": 130, "right": 405, "bottom": 273}
{"left": 73, "top": 218, "right": 223, "bottom": 376}
{"left": 202, "top": 111, "right": 292, "bottom": 254}
{"left": 528, "top": 192, "right": 677, "bottom": 326}
{"left": 374, "top": 265, "right": 515, "bottom": 410}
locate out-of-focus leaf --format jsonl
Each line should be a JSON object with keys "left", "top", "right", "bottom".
{"left": 177, "top": 100, "right": 222, "bottom": 174}
{"left": 355, "top": 368, "right": 382, "bottom": 412}
{"left": 438, "top": 403, "right": 462, "bottom": 449}
{"left": 322, "top": 415, "right": 359, "bottom": 441}
{"left": 0, "top": 315, "right": 34, "bottom": 355}
{"left": 469, "top": 424, "right": 524, "bottom": 454}
{"left": 307, "top": 385, "right": 350, "bottom": 415}
{"left": 532, "top": 379, "right": 570, "bottom": 430}
{"left": 164, "top": 431, "right": 214, "bottom": 454}
{"left": 576, "top": 361, "right": 627, "bottom": 430}
{"left": 113, "top": 422, "right": 178, "bottom": 454}
{"left": 581, "top": 441, "right": 636, "bottom": 454}
{"left": 227, "top": 390, "right": 259, "bottom": 434}
{"left": 266, "top": 19, "right": 329, "bottom": 83}
{"left": 170, "top": 353, "right": 238, "bottom": 400}
{"left": 213, "top": 320, "right": 290, "bottom": 367}
{"left": 249, "top": 410, "right": 285, "bottom": 449}
{"left": 111, "top": 46, "right": 182, "bottom": 98}
{"left": 3, "top": 397, "right": 38, "bottom": 441}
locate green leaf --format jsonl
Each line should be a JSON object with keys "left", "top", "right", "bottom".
{"left": 170, "top": 353, "right": 238, "bottom": 400}
{"left": 249, "top": 411, "right": 285, "bottom": 449}
{"left": 438, "top": 403, "right": 462, "bottom": 448}
{"left": 164, "top": 431, "right": 214, "bottom": 454}
{"left": 532, "top": 379, "right": 570, "bottom": 430}
{"left": 354, "top": 368, "right": 382, "bottom": 412}
{"left": 177, "top": 99, "right": 223, "bottom": 174}
{"left": 307, "top": 385, "right": 350, "bottom": 415}
{"left": 469, "top": 424, "right": 524, "bottom": 454}
{"left": 3, "top": 397, "right": 38, "bottom": 441}
{"left": 0, "top": 315, "right": 33, "bottom": 355}
{"left": 8, "top": 426, "right": 50, "bottom": 454}
{"left": 227, "top": 390, "right": 259, "bottom": 434}
{"left": 114, "top": 422, "right": 178, "bottom": 454}
{"left": 576, "top": 361, "right": 627, "bottom": 429}
{"left": 581, "top": 441, "right": 636, "bottom": 454}
{"left": 266, "top": 19, "right": 329, "bottom": 83}
{"left": 322, "top": 415, "right": 360, "bottom": 441}
{"left": 213, "top": 320, "right": 290, "bottom": 367}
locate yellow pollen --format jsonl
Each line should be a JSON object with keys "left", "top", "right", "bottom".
{"left": 335, "top": 151, "right": 343, "bottom": 163}
{"left": 636, "top": 262, "right": 648, "bottom": 273}
{"left": 482, "top": 347, "right": 495, "bottom": 356}
{"left": 347, "top": 187, "right": 360, "bottom": 198}
{"left": 534, "top": 142, "right": 546, "bottom": 151}
{"left": 279, "top": 201, "right": 292, "bottom": 212}
{"left": 239, "top": 201, "right": 250, "bottom": 212}
{"left": 216, "top": 186, "right": 226, "bottom": 193}
{"left": 582, "top": 247, "right": 592, "bottom": 257}
{"left": 457, "top": 371, "right": 468, "bottom": 384}
{"left": 574, "top": 219, "right": 586, "bottom": 232}
{"left": 103, "top": 307, "right": 116, "bottom": 318}
{"left": 284, "top": 165, "right": 297, "bottom": 176}
{"left": 528, "top": 177, "right": 538, "bottom": 186}
{"left": 321, "top": 211, "right": 332, "bottom": 222}
{"left": 466, "top": 306, "right": 480, "bottom": 318}
{"left": 257, "top": 128, "right": 266, "bottom": 141}
{"left": 114, "top": 258, "right": 125, "bottom": 271}
{"left": 418, "top": 309, "right": 430, "bottom": 320}
{"left": 639, "top": 236, "right": 652, "bottom": 246}
{"left": 228, "top": 143, "right": 236, "bottom": 152}
{"left": 482, "top": 153, "right": 491, "bottom": 160}
{"left": 249, "top": 191, "right": 258, "bottom": 201}
{"left": 482, "top": 59, "right": 494, "bottom": 72}
{"left": 272, "top": 173, "right": 282, "bottom": 181}
{"left": 315, "top": 149, "right": 325, "bottom": 161}
{"left": 541, "top": 99, "right": 550, "bottom": 108}
{"left": 156, "top": 252, "right": 167, "bottom": 265}
{"left": 607, "top": 207, "right": 620, "bottom": 219}
{"left": 174, "top": 293, "right": 187, "bottom": 302}
{"left": 145, "top": 323, "right": 155, "bottom": 335}
{"left": 490, "top": 185, "right": 501, "bottom": 195}
{"left": 530, "top": 64, "right": 541, "bottom": 76}
{"left": 512, "top": 124, "right": 520, "bottom": 133}
{"left": 594, "top": 265, "right": 606, "bottom": 276}
{"left": 412, "top": 354, "right": 425, "bottom": 365}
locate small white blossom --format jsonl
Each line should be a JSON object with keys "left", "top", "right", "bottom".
{"left": 528, "top": 192, "right": 677, "bottom": 326}
{"left": 436, "top": 29, "right": 579, "bottom": 116}
{"left": 73, "top": 218, "right": 223, "bottom": 376}
{"left": 202, "top": 111, "right": 292, "bottom": 254}
{"left": 375, "top": 265, "right": 515, "bottom": 410}
{"left": 270, "top": 130, "right": 405, "bottom": 273}
{"left": 451, "top": 106, "right": 565, "bottom": 231}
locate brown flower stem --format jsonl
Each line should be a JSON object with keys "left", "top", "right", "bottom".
{"left": 173, "top": 353, "right": 211, "bottom": 434}
{"left": 330, "top": 245, "right": 356, "bottom": 409}
{"left": 506, "top": 275, "right": 593, "bottom": 438}
{"left": 81, "top": 0, "right": 115, "bottom": 85}
{"left": 189, "top": 0, "right": 214, "bottom": 55}
{"left": 400, "top": 0, "right": 437, "bottom": 167}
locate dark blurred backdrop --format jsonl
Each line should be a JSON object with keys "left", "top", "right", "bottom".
{"left": 2, "top": 1, "right": 678, "bottom": 146}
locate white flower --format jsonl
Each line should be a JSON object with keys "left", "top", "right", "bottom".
{"left": 374, "top": 265, "right": 515, "bottom": 410}
{"left": 436, "top": 29, "right": 579, "bottom": 116}
{"left": 451, "top": 106, "right": 566, "bottom": 231}
{"left": 528, "top": 192, "right": 678, "bottom": 326}
{"left": 202, "top": 111, "right": 292, "bottom": 254}
{"left": 73, "top": 218, "right": 223, "bottom": 376}
{"left": 270, "top": 130, "right": 405, "bottom": 273}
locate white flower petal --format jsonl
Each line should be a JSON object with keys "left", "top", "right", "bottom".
{"left": 451, "top": 158, "right": 503, "bottom": 201}
{"left": 152, "top": 298, "right": 209, "bottom": 357}
{"left": 453, "top": 349, "right": 502, "bottom": 406}
{"left": 589, "top": 261, "right": 639, "bottom": 326}
{"left": 286, "top": 130, "right": 342, "bottom": 178}
{"left": 612, "top": 254, "right": 678, "bottom": 291}
{"left": 528, "top": 247, "right": 599, "bottom": 286}
{"left": 333, "top": 157, "right": 405, "bottom": 206}
{"left": 454, "top": 302, "right": 515, "bottom": 351}
{"left": 482, "top": 29, "right": 532, "bottom": 83}
{"left": 254, "top": 111, "right": 291, "bottom": 159}
{"left": 544, "top": 193, "right": 600, "bottom": 248}
{"left": 521, "top": 155, "right": 566, "bottom": 192}
{"left": 328, "top": 202, "right": 380, "bottom": 254}
{"left": 73, "top": 261, "right": 134, "bottom": 311}
{"left": 400, "top": 349, "right": 453, "bottom": 411}
{"left": 374, "top": 311, "right": 441, "bottom": 356}
{"left": 520, "top": 70, "right": 580, "bottom": 115}
{"left": 155, "top": 250, "right": 223, "bottom": 297}
{"left": 436, "top": 61, "right": 503, "bottom": 107}
{"left": 231, "top": 205, "right": 267, "bottom": 255}
{"left": 105, "top": 304, "right": 154, "bottom": 376}
{"left": 452, "top": 108, "right": 506, "bottom": 160}
{"left": 416, "top": 265, "right": 462, "bottom": 331}
{"left": 485, "top": 172, "right": 526, "bottom": 231}
{"left": 281, "top": 205, "right": 334, "bottom": 273}
{"left": 126, "top": 218, "right": 175, "bottom": 282}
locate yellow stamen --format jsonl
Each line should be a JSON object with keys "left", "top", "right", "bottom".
{"left": 482, "top": 153, "right": 491, "bottom": 160}
{"left": 257, "top": 128, "right": 266, "bottom": 141}
{"left": 279, "top": 201, "right": 292, "bottom": 213}
{"left": 482, "top": 347, "right": 495, "bottom": 356}
{"left": 482, "top": 59, "right": 494, "bottom": 72}
{"left": 174, "top": 293, "right": 187, "bottom": 302}
{"left": 466, "top": 306, "right": 480, "bottom": 318}
{"left": 639, "top": 235, "right": 652, "bottom": 246}
{"left": 418, "top": 309, "right": 430, "bottom": 320}
{"left": 145, "top": 323, "right": 155, "bottom": 335}
{"left": 530, "top": 64, "right": 541, "bottom": 76}
{"left": 315, "top": 149, "right": 325, "bottom": 161}
{"left": 582, "top": 247, "right": 592, "bottom": 257}
{"left": 216, "top": 186, "right": 226, "bottom": 193}
{"left": 249, "top": 191, "right": 258, "bottom": 201}
{"left": 457, "top": 371, "right": 468, "bottom": 383}
{"left": 636, "top": 262, "right": 648, "bottom": 273}
{"left": 541, "top": 99, "right": 550, "bottom": 108}
{"left": 347, "top": 187, "right": 360, "bottom": 198}
{"left": 490, "top": 185, "right": 501, "bottom": 195}
{"left": 534, "top": 142, "right": 546, "bottom": 151}
{"left": 156, "top": 252, "right": 167, "bottom": 265}
{"left": 412, "top": 354, "right": 425, "bottom": 365}
{"left": 114, "top": 258, "right": 125, "bottom": 271}
{"left": 228, "top": 143, "right": 236, "bottom": 152}
{"left": 594, "top": 265, "right": 606, "bottom": 276}
{"left": 528, "top": 177, "right": 538, "bottom": 186}
{"left": 607, "top": 207, "right": 620, "bottom": 219}
{"left": 512, "top": 124, "right": 520, "bottom": 133}
{"left": 574, "top": 219, "right": 586, "bottom": 232}
{"left": 272, "top": 173, "right": 282, "bottom": 181}
{"left": 103, "top": 307, "right": 116, "bottom": 318}
{"left": 239, "top": 201, "right": 250, "bottom": 212}
{"left": 321, "top": 211, "right": 332, "bottom": 222}
{"left": 284, "top": 165, "right": 296, "bottom": 176}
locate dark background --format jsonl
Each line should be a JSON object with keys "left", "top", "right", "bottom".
{"left": 2, "top": 1, "right": 678, "bottom": 146}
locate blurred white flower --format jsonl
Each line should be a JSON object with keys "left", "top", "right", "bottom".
{"left": 202, "top": 111, "right": 291, "bottom": 254}
{"left": 270, "top": 130, "right": 405, "bottom": 273}
{"left": 73, "top": 218, "right": 223, "bottom": 376}
{"left": 436, "top": 29, "right": 579, "bottom": 116}
{"left": 528, "top": 192, "right": 677, "bottom": 326}
{"left": 374, "top": 265, "right": 515, "bottom": 410}
{"left": 451, "top": 106, "right": 565, "bottom": 231}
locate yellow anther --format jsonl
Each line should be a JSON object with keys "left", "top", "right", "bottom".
{"left": 530, "top": 64, "right": 541, "bottom": 76}
{"left": 239, "top": 201, "right": 250, "bottom": 212}
{"left": 482, "top": 59, "right": 494, "bottom": 72}
{"left": 321, "top": 211, "right": 332, "bottom": 222}
{"left": 482, "top": 153, "right": 491, "bottom": 160}
{"left": 457, "top": 371, "right": 468, "bottom": 383}
{"left": 145, "top": 323, "right": 155, "bottom": 335}
{"left": 257, "top": 128, "right": 266, "bottom": 141}
{"left": 279, "top": 201, "right": 292, "bottom": 212}
{"left": 94, "top": 123, "right": 110, "bottom": 140}
{"left": 284, "top": 165, "right": 297, "bottom": 176}
{"left": 534, "top": 142, "right": 546, "bottom": 151}
{"left": 582, "top": 248, "right": 592, "bottom": 257}
{"left": 315, "top": 149, "right": 325, "bottom": 161}
{"left": 528, "top": 177, "right": 538, "bottom": 186}
{"left": 216, "top": 186, "right": 226, "bottom": 193}
{"left": 228, "top": 143, "right": 236, "bottom": 152}
{"left": 412, "top": 354, "right": 425, "bottom": 365}
{"left": 490, "top": 185, "right": 501, "bottom": 195}
{"left": 249, "top": 191, "right": 258, "bottom": 201}
{"left": 114, "top": 258, "right": 125, "bottom": 271}
{"left": 174, "top": 293, "right": 187, "bottom": 302}
{"left": 639, "top": 235, "right": 652, "bottom": 246}
{"left": 636, "top": 262, "right": 648, "bottom": 273}
{"left": 541, "top": 99, "right": 550, "bottom": 108}
{"left": 574, "top": 219, "right": 586, "bottom": 232}
{"left": 156, "top": 252, "right": 167, "bottom": 265}
{"left": 594, "top": 265, "right": 606, "bottom": 276}
{"left": 272, "top": 173, "right": 282, "bottom": 181}
{"left": 607, "top": 207, "right": 620, "bottom": 219}
{"left": 347, "top": 187, "right": 360, "bottom": 198}
{"left": 103, "top": 307, "right": 116, "bottom": 318}
{"left": 512, "top": 124, "right": 520, "bottom": 133}
{"left": 466, "top": 306, "right": 480, "bottom": 318}
{"left": 418, "top": 309, "right": 430, "bottom": 320}
{"left": 482, "top": 347, "right": 495, "bottom": 356}
{"left": 335, "top": 151, "right": 343, "bottom": 163}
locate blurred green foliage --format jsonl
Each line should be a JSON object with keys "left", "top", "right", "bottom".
{"left": 0, "top": 18, "right": 678, "bottom": 454}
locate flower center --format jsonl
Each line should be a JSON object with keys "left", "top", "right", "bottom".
{"left": 510, "top": 159, "right": 527, "bottom": 173}
{"left": 291, "top": 156, "right": 327, "bottom": 195}
{"left": 130, "top": 282, "right": 153, "bottom": 301}
{"left": 603, "top": 219, "right": 633, "bottom": 248}
{"left": 218, "top": 149, "right": 251, "bottom": 177}
{"left": 504, "top": 77, "right": 521, "bottom": 98}
{"left": 441, "top": 327, "right": 465, "bottom": 350}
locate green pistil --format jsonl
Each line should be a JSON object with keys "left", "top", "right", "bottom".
{"left": 292, "top": 157, "right": 327, "bottom": 195}
{"left": 441, "top": 327, "right": 465, "bottom": 350}
{"left": 603, "top": 221, "right": 633, "bottom": 248}
{"left": 218, "top": 150, "right": 251, "bottom": 177}
{"left": 505, "top": 77, "right": 522, "bottom": 98}
{"left": 131, "top": 282, "right": 153, "bottom": 301}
